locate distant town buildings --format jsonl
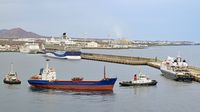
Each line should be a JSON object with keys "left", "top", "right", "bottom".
{"left": 0, "top": 34, "right": 198, "bottom": 52}
{"left": 0, "top": 45, "right": 10, "bottom": 51}
{"left": 86, "top": 41, "right": 99, "bottom": 48}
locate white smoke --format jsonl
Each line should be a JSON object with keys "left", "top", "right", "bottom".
{"left": 113, "top": 25, "right": 123, "bottom": 38}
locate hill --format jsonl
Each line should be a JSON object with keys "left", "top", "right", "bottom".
{"left": 0, "top": 28, "right": 44, "bottom": 38}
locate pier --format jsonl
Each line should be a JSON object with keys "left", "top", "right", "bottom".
{"left": 188, "top": 66, "right": 200, "bottom": 82}
{"left": 81, "top": 53, "right": 200, "bottom": 82}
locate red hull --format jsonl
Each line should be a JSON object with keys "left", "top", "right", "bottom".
{"left": 31, "top": 85, "right": 114, "bottom": 91}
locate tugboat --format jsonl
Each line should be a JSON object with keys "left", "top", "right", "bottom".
{"left": 28, "top": 59, "right": 117, "bottom": 91}
{"left": 160, "top": 56, "right": 193, "bottom": 82}
{"left": 3, "top": 63, "right": 21, "bottom": 84}
{"left": 119, "top": 72, "right": 157, "bottom": 86}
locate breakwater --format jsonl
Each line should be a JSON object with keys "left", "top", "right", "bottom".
{"left": 81, "top": 53, "right": 200, "bottom": 82}
{"left": 81, "top": 53, "right": 160, "bottom": 66}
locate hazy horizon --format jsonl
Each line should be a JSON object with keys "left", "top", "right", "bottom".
{"left": 0, "top": 0, "right": 200, "bottom": 41}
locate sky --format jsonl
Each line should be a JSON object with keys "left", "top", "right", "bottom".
{"left": 0, "top": 0, "right": 200, "bottom": 41}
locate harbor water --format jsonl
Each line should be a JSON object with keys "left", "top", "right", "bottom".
{"left": 0, "top": 46, "right": 200, "bottom": 112}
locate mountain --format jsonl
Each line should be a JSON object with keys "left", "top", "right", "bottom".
{"left": 0, "top": 28, "right": 45, "bottom": 38}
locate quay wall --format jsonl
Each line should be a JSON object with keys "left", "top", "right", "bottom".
{"left": 188, "top": 66, "right": 200, "bottom": 82}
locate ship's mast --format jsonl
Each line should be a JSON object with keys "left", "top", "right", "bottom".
{"left": 42, "top": 59, "right": 50, "bottom": 80}
{"left": 104, "top": 65, "right": 106, "bottom": 79}
{"left": 10, "top": 62, "right": 14, "bottom": 73}
{"left": 46, "top": 59, "right": 49, "bottom": 70}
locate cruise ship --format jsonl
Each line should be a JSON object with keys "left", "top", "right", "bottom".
{"left": 19, "top": 43, "right": 40, "bottom": 54}
{"left": 160, "top": 56, "right": 193, "bottom": 82}
{"left": 45, "top": 51, "right": 81, "bottom": 59}
{"left": 44, "top": 33, "right": 81, "bottom": 59}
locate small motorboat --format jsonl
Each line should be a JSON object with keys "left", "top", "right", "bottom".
{"left": 119, "top": 72, "right": 157, "bottom": 86}
{"left": 3, "top": 63, "right": 21, "bottom": 84}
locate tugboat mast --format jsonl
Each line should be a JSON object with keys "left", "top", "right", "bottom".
{"left": 10, "top": 63, "right": 14, "bottom": 74}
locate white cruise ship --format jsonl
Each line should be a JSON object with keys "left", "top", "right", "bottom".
{"left": 160, "top": 56, "right": 193, "bottom": 82}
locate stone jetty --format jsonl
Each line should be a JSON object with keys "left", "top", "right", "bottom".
{"left": 81, "top": 53, "right": 160, "bottom": 65}
{"left": 81, "top": 53, "right": 200, "bottom": 83}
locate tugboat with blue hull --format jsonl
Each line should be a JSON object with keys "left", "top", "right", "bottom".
{"left": 160, "top": 56, "right": 193, "bottom": 82}
{"left": 3, "top": 63, "right": 21, "bottom": 84}
{"left": 119, "top": 72, "right": 157, "bottom": 86}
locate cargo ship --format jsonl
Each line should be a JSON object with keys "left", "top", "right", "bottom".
{"left": 28, "top": 59, "right": 117, "bottom": 91}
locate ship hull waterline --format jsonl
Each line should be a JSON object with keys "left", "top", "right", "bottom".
{"left": 45, "top": 53, "right": 81, "bottom": 60}
{"left": 28, "top": 78, "right": 117, "bottom": 91}
{"left": 160, "top": 69, "right": 193, "bottom": 82}
{"left": 3, "top": 79, "right": 21, "bottom": 84}
{"left": 119, "top": 80, "right": 157, "bottom": 86}
{"left": 45, "top": 51, "right": 81, "bottom": 60}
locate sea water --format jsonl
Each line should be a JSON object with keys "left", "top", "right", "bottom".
{"left": 0, "top": 46, "right": 200, "bottom": 112}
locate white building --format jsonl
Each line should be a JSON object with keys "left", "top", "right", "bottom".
{"left": 0, "top": 45, "right": 10, "bottom": 51}
{"left": 86, "top": 41, "right": 98, "bottom": 48}
{"left": 112, "top": 44, "right": 129, "bottom": 48}
{"left": 13, "top": 38, "right": 36, "bottom": 42}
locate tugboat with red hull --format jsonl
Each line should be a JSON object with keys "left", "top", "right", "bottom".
{"left": 28, "top": 59, "right": 117, "bottom": 91}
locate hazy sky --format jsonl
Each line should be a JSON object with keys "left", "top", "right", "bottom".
{"left": 0, "top": 0, "right": 200, "bottom": 41}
